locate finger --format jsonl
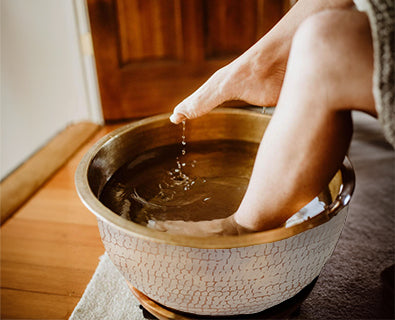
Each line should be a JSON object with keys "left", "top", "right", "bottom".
{"left": 170, "top": 69, "right": 229, "bottom": 124}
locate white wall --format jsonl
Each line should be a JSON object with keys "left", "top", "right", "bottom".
{"left": 1, "top": 0, "right": 102, "bottom": 180}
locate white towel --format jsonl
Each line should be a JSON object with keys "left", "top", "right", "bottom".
{"left": 69, "top": 254, "right": 145, "bottom": 320}
{"left": 285, "top": 197, "right": 325, "bottom": 228}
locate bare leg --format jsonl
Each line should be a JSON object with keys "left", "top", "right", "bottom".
{"left": 157, "top": 9, "right": 376, "bottom": 236}
{"left": 235, "top": 9, "right": 376, "bottom": 231}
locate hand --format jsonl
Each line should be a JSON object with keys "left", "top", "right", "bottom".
{"left": 170, "top": 38, "right": 287, "bottom": 124}
{"left": 148, "top": 214, "right": 253, "bottom": 237}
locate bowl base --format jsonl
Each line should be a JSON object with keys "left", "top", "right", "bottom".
{"left": 127, "top": 277, "right": 318, "bottom": 320}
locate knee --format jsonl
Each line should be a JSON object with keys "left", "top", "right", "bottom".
{"left": 290, "top": 10, "right": 361, "bottom": 73}
{"left": 287, "top": 10, "right": 374, "bottom": 110}
{"left": 293, "top": 10, "right": 337, "bottom": 51}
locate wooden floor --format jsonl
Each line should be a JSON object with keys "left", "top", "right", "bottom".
{"left": 1, "top": 125, "right": 121, "bottom": 319}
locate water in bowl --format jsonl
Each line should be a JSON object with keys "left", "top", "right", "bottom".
{"left": 99, "top": 139, "right": 258, "bottom": 225}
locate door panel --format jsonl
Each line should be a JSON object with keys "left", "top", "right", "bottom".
{"left": 204, "top": 0, "right": 259, "bottom": 58}
{"left": 116, "top": 0, "right": 184, "bottom": 63}
{"left": 87, "top": 0, "right": 289, "bottom": 121}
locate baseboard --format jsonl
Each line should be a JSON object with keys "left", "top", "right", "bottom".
{"left": 0, "top": 122, "right": 101, "bottom": 224}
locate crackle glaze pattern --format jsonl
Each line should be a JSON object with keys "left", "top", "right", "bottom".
{"left": 97, "top": 207, "right": 347, "bottom": 316}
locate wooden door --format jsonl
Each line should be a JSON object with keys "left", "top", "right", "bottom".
{"left": 87, "top": 0, "right": 289, "bottom": 121}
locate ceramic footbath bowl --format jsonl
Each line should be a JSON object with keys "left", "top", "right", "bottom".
{"left": 75, "top": 108, "right": 355, "bottom": 316}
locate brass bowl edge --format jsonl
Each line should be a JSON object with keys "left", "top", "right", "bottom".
{"left": 75, "top": 108, "right": 355, "bottom": 249}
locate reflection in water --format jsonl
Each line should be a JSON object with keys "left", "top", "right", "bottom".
{"left": 100, "top": 140, "right": 257, "bottom": 226}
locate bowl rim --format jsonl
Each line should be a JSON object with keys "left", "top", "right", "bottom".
{"left": 75, "top": 108, "right": 355, "bottom": 249}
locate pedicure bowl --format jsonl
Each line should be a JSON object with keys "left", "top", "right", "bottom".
{"left": 75, "top": 108, "right": 354, "bottom": 316}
